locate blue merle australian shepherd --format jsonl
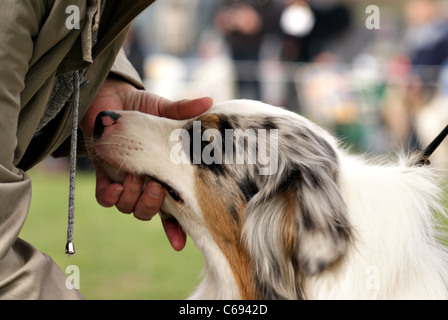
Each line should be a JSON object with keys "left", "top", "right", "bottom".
{"left": 88, "top": 99, "right": 448, "bottom": 299}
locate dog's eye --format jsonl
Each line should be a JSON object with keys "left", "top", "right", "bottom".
{"left": 146, "top": 176, "right": 184, "bottom": 204}
{"left": 167, "top": 187, "right": 184, "bottom": 204}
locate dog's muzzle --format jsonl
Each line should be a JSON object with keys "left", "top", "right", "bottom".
{"left": 92, "top": 110, "right": 184, "bottom": 204}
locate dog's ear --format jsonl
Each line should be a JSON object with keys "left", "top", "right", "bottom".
{"left": 292, "top": 164, "right": 351, "bottom": 275}
{"left": 242, "top": 124, "right": 351, "bottom": 299}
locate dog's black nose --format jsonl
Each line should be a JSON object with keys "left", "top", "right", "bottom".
{"left": 94, "top": 111, "right": 121, "bottom": 141}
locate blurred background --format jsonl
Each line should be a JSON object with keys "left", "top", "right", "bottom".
{"left": 21, "top": 0, "right": 448, "bottom": 299}
{"left": 131, "top": 0, "right": 448, "bottom": 160}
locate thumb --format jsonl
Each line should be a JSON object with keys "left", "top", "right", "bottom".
{"left": 159, "top": 97, "right": 214, "bottom": 120}
{"left": 143, "top": 94, "right": 213, "bottom": 120}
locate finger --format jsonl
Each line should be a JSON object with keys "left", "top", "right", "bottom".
{"left": 161, "top": 218, "right": 187, "bottom": 251}
{"left": 95, "top": 166, "right": 124, "bottom": 207}
{"left": 162, "top": 96, "right": 213, "bottom": 120}
{"left": 133, "top": 181, "right": 165, "bottom": 221}
{"left": 156, "top": 96, "right": 213, "bottom": 120}
{"left": 115, "top": 173, "right": 144, "bottom": 214}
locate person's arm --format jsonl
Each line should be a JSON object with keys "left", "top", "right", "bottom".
{"left": 0, "top": 1, "right": 84, "bottom": 299}
{"left": 0, "top": 1, "right": 45, "bottom": 169}
{"left": 0, "top": 0, "right": 46, "bottom": 252}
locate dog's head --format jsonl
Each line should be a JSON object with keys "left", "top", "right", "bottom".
{"left": 88, "top": 100, "right": 351, "bottom": 299}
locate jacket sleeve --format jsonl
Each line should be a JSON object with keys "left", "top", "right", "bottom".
{"left": 0, "top": 0, "right": 83, "bottom": 299}
{"left": 109, "top": 48, "right": 145, "bottom": 90}
{"left": 0, "top": 0, "right": 44, "bottom": 247}
{"left": 0, "top": 0, "right": 44, "bottom": 169}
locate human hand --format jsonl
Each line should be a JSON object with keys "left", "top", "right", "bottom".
{"left": 80, "top": 77, "right": 213, "bottom": 251}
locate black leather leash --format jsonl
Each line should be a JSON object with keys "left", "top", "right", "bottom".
{"left": 415, "top": 124, "right": 448, "bottom": 166}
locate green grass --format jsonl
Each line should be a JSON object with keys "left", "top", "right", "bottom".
{"left": 18, "top": 164, "right": 448, "bottom": 300}
{"left": 19, "top": 167, "right": 204, "bottom": 300}
{"left": 439, "top": 184, "right": 448, "bottom": 246}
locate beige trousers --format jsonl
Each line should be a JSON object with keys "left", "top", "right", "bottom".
{"left": 0, "top": 166, "right": 83, "bottom": 299}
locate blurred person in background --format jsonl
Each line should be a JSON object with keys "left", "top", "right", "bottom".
{"left": 405, "top": 0, "right": 448, "bottom": 91}
{"left": 279, "top": 0, "right": 352, "bottom": 111}
{"left": 384, "top": 0, "right": 448, "bottom": 152}
{"left": 214, "top": 0, "right": 281, "bottom": 100}
{"left": 123, "top": 27, "right": 146, "bottom": 81}
{"left": 280, "top": 0, "right": 351, "bottom": 63}
{"left": 0, "top": 0, "right": 212, "bottom": 299}
{"left": 404, "top": 0, "right": 448, "bottom": 166}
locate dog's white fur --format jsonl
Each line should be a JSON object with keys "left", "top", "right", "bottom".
{"left": 89, "top": 99, "right": 448, "bottom": 299}
{"left": 310, "top": 155, "right": 447, "bottom": 299}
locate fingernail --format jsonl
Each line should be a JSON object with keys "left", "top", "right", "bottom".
{"left": 148, "top": 182, "right": 163, "bottom": 198}
{"left": 113, "top": 186, "right": 124, "bottom": 197}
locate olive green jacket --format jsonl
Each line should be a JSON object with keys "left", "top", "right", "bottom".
{"left": 0, "top": 0, "right": 155, "bottom": 299}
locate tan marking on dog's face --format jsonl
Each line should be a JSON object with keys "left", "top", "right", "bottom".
{"left": 196, "top": 114, "right": 221, "bottom": 130}
{"left": 194, "top": 171, "right": 258, "bottom": 300}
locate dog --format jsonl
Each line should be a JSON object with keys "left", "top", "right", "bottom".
{"left": 87, "top": 99, "right": 448, "bottom": 299}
